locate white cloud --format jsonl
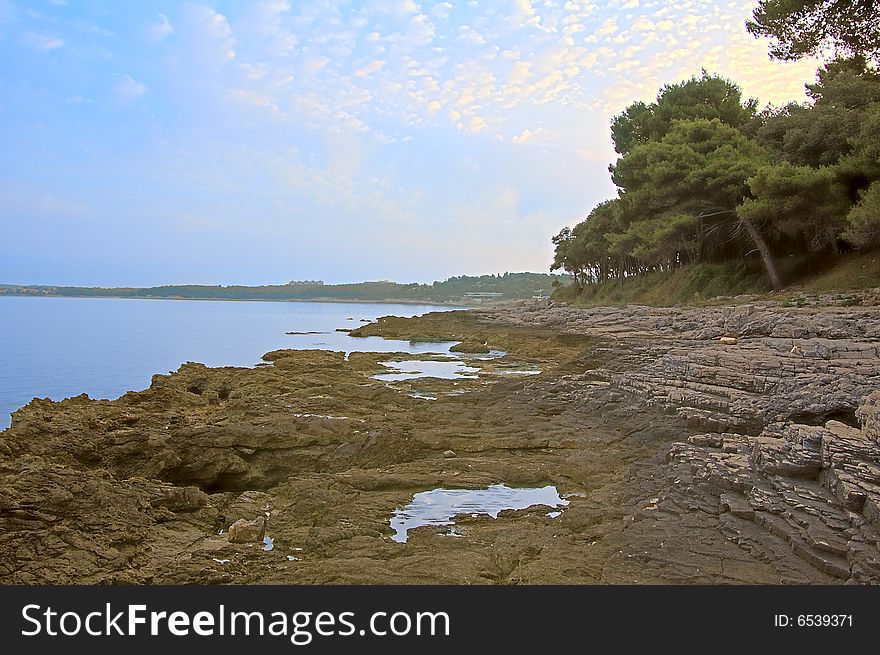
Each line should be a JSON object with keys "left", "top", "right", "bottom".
{"left": 406, "top": 14, "right": 435, "bottom": 44}
{"left": 248, "top": 1, "right": 297, "bottom": 56}
{"left": 203, "top": 7, "right": 233, "bottom": 40}
{"left": 512, "top": 128, "right": 534, "bottom": 143}
{"left": 180, "top": 4, "right": 237, "bottom": 66}
{"left": 147, "top": 13, "right": 174, "bottom": 42}
{"left": 508, "top": 60, "right": 531, "bottom": 85}
{"left": 399, "top": 0, "right": 419, "bottom": 14}
{"left": 302, "top": 55, "right": 330, "bottom": 74}
{"left": 458, "top": 25, "right": 487, "bottom": 44}
{"left": 432, "top": 2, "right": 454, "bottom": 19}
{"left": 24, "top": 32, "right": 63, "bottom": 51}
{"left": 512, "top": 0, "right": 541, "bottom": 29}
{"left": 354, "top": 59, "right": 385, "bottom": 77}
{"left": 511, "top": 127, "right": 548, "bottom": 144}
{"left": 230, "top": 88, "right": 276, "bottom": 110}
{"left": 596, "top": 17, "right": 618, "bottom": 37}
{"left": 630, "top": 16, "right": 654, "bottom": 31}
{"left": 463, "top": 115, "right": 487, "bottom": 133}
{"left": 115, "top": 75, "right": 147, "bottom": 102}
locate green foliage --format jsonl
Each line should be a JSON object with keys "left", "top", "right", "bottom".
{"left": 609, "top": 101, "right": 653, "bottom": 157}
{"left": 740, "top": 163, "right": 850, "bottom": 250}
{"left": 610, "top": 72, "right": 757, "bottom": 155}
{"left": 561, "top": 253, "right": 880, "bottom": 306}
{"left": 756, "top": 102, "right": 860, "bottom": 166}
{"left": 571, "top": 261, "right": 774, "bottom": 306}
{"left": 806, "top": 56, "right": 880, "bottom": 106}
{"left": 576, "top": 112, "right": 776, "bottom": 282}
{"left": 755, "top": 58, "right": 880, "bottom": 168}
{"left": 746, "top": 0, "right": 880, "bottom": 63}
{"left": 614, "top": 118, "right": 767, "bottom": 210}
{"left": 619, "top": 213, "right": 699, "bottom": 269}
{"left": 843, "top": 182, "right": 880, "bottom": 247}
{"left": 839, "top": 103, "right": 880, "bottom": 184}
{"left": 552, "top": 201, "right": 619, "bottom": 285}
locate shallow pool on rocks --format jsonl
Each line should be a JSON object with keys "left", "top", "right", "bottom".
{"left": 390, "top": 484, "right": 569, "bottom": 543}
{"left": 373, "top": 359, "right": 481, "bottom": 382}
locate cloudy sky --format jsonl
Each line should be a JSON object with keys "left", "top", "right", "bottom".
{"left": 0, "top": 0, "right": 819, "bottom": 285}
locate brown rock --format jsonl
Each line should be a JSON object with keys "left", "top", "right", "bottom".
{"left": 227, "top": 517, "right": 266, "bottom": 543}
{"left": 450, "top": 341, "right": 490, "bottom": 354}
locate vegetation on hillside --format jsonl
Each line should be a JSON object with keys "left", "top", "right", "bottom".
{"left": 0, "top": 272, "right": 565, "bottom": 304}
{"left": 552, "top": 0, "right": 880, "bottom": 299}
{"left": 552, "top": 253, "right": 880, "bottom": 306}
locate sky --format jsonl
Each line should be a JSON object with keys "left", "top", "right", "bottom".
{"left": 0, "top": 0, "right": 821, "bottom": 286}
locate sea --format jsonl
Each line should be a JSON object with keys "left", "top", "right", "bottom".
{"left": 0, "top": 296, "right": 458, "bottom": 429}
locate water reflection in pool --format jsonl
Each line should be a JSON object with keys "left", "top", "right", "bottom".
{"left": 390, "top": 484, "right": 569, "bottom": 543}
{"left": 373, "top": 359, "right": 480, "bottom": 382}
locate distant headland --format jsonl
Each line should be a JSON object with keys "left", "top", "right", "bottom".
{"left": 0, "top": 272, "right": 565, "bottom": 306}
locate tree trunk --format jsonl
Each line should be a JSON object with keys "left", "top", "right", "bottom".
{"left": 739, "top": 215, "right": 783, "bottom": 291}
{"left": 827, "top": 227, "right": 840, "bottom": 254}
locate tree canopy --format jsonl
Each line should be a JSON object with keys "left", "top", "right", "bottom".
{"left": 746, "top": 0, "right": 880, "bottom": 63}
{"left": 611, "top": 72, "right": 758, "bottom": 155}
{"left": 553, "top": 58, "right": 880, "bottom": 294}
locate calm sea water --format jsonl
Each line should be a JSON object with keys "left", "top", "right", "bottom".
{"left": 0, "top": 296, "right": 457, "bottom": 429}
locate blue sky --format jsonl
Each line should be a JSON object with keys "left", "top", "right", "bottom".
{"left": 0, "top": 0, "right": 819, "bottom": 285}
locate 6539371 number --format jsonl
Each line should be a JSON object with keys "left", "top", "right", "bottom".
{"left": 774, "top": 614, "right": 853, "bottom": 627}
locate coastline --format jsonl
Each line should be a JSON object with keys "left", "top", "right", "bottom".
{"left": 2, "top": 296, "right": 879, "bottom": 584}
{"left": 0, "top": 293, "right": 472, "bottom": 307}
{"left": 0, "top": 299, "right": 468, "bottom": 431}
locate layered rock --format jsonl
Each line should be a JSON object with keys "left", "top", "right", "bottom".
{"left": 474, "top": 298, "right": 880, "bottom": 583}
{"left": 475, "top": 300, "right": 880, "bottom": 433}
{"left": 665, "top": 395, "right": 880, "bottom": 583}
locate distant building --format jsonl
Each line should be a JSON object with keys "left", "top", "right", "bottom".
{"left": 286, "top": 280, "right": 324, "bottom": 286}
{"left": 462, "top": 292, "right": 503, "bottom": 304}
{"left": 532, "top": 289, "right": 551, "bottom": 300}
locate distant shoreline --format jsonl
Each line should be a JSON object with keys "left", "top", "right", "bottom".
{"left": 0, "top": 293, "right": 470, "bottom": 307}
{"left": 0, "top": 273, "right": 563, "bottom": 307}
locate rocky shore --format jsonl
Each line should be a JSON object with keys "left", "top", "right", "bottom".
{"left": 471, "top": 295, "right": 880, "bottom": 583}
{"left": 1, "top": 295, "right": 878, "bottom": 584}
